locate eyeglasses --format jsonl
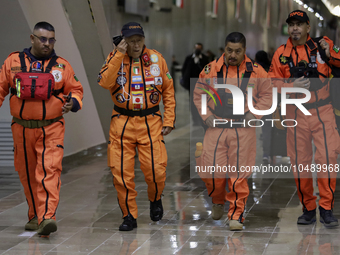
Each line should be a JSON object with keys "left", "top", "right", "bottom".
{"left": 33, "top": 34, "right": 56, "bottom": 44}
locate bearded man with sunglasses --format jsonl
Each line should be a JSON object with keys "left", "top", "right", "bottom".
{"left": 0, "top": 21, "right": 83, "bottom": 236}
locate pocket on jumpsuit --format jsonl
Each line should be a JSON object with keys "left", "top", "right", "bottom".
{"left": 107, "top": 139, "right": 120, "bottom": 168}
{"left": 51, "top": 140, "right": 64, "bottom": 171}
{"left": 13, "top": 143, "right": 24, "bottom": 172}
{"left": 157, "top": 139, "right": 168, "bottom": 167}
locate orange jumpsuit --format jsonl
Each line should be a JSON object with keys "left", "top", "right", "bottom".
{"left": 98, "top": 47, "right": 176, "bottom": 219}
{"left": 269, "top": 36, "right": 340, "bottom": 211}
{"left": 194, "top": 54, "right": 272, "bottom": 221}
{"left": 0, "top": 50, "right": 83, "bottom": 224}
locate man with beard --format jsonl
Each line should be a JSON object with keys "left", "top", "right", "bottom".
{"left": 269, "top": 10, "right": 340, "bottom": 227}
{"left": 0, "top": 21, "right": 84, "bottom": 236}
{"left": 194, "top": 32, "right": 272, "bottom": 230}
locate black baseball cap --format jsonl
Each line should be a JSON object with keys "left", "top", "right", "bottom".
{"left": 286, "top": 10, "right": 310, "bottom": 24}
{"left": 121, "top": 22, "right": 144, "bottom": 38}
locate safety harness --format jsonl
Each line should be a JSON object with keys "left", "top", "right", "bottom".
{"left": 213, "top": 61, "right": 253, "bottom": 128}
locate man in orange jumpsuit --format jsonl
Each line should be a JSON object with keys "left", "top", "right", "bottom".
{"left": 0, "top": 22, "right": 84, "bottom": 236}
{"left": 269, "top": 10, "right": 340, "bottom": 227}
{"left": 98, "top": 22, "right": 176, "bottom": 231}
{"left": 194, "top": 32, "right": 272, "bottom": 230}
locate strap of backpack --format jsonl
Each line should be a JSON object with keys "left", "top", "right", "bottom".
{"left": 19, "top": 52, "right": 27, "bottom": 72}
{"left": 45, "top": 56, "right": 58, "bottom": 73}
{"left": 239, "top": 62, "right": 253, "bottom": 92}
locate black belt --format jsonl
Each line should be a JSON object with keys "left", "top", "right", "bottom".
{"left": 13, "top": 116, "right": 63, "bottom": 128}
{"left": 114, "top": 105, "right": 159, "bottom": 117}
{"left": 10, "top": 87, "right": 64, "bottom": 96}
{"left": 303, "top": 97, "right": 331, "bottom": 110}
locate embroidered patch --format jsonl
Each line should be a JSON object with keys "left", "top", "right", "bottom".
{"left": 151, "top": 54, "right": 159, "bottom": 63}
{"left": 166, "top": 71, "right": 172, "bottom": 80}
{"left": 132, "top": 76, "right": 142, "bottom": 82}
{"left": 74, "top": 75, "right": 79, "bottom": 82}
{"left": 116, "top": 93, "right": 125, "bottom": 103}
{"left": 145, "top": 78, "right": 154, "bottom": 85}
{"left": 52, "top": 70, "right": 62, "bottom": 82}
{"left": 155, "top": 77, "right": 163, "bottom": 85}
{"left": 116, "top": 76, "right": 127, "bottom": 86}
{"left": 333, "top": 45, "right": 340, "bottom": 53}
{"left": 150, "top": 91, "right": 159, "bottom": 104}
{"left": 132, "top": 83, "right": 144, "bottom": 91}
{"left": 55, "top": 63, "right": 66, "bottom": 70}
{"left": 150, "top": 64, "right": 161, "bottom": 76}
{"left": 145, "top": 69, "right": 151, "bottom": 77}
{"left": 97, "top": 74, "right": 102, "bottom": 83}
{"left": 279, "top": 54, "right": 288, "bottom": 64}
{"left": 204, "top": 64, "right": 211, "bottom": 74}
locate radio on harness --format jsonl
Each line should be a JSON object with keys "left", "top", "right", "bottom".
{"left": 13, "top": 52, "right": 58, "bottom": 100}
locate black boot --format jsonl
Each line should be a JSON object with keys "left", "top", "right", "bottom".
{"left": 150, "top": 199, "right": 163, "bottom": 221}
{"left": 297, "top": 208, "right": 316, "bottom": 225}
{"left": 319, "top": 206, "right": 339, "bottom": 228}
{"left": 119, "top": 214, "right": 137, "bottom": 231}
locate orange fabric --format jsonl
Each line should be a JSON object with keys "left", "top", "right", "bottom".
{"left": 0, "top": 51, "right": 83, "bottom": 120}
{"left": 269, "top": 35, "right": 340, "bottom": 211}
{"left": 11, "top": 120, "right": 64, "bottom": 224}
{"left": 100, "top": 46, "right": 175, "bottom": 219}
{"left": 194, "top": 54, "right": 272, "bottom": 221}
{"left": 0, "top": 51, "right": 84, "bottom": 224}
{"left": 98, "top": 47, "right": 176, "bottom": 128}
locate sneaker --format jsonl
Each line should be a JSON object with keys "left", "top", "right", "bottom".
{"left": 229, "top": 219, "right": 243, "bottom": 231}
{"left": 297, "top": 208, "right": 316, "bottom": 225}
{"left": 150, "top": 199, "right": 163, "bottom": 221}
{"left": 211, "top": 204, "right": 224, "bottom": 220}
{"left": 119, "top": 214, "right": 137, "bottom": 231}
{"left": 319, "top": 206, "right": 339, "bottom": 228}
{"left": 25, "top": 217, "right": 38, "bottom": 231}
{"left": 37, "top": 219, "right": 57, "bottom": 236}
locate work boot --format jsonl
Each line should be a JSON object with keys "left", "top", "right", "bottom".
{"left": 297, "top": 208, "right": 316, "bottom": 225}
{"left": 229, "top": 215, "right": 243, "bottom": 231}
{"left": 25, "top": 217, "right": 38, "bottom": 231}
{"left": 319, "top": 206, "right": 339, "bottom": 228}
{"left": 37, "top": 219, "right": 57, "bottom": 236}
{"left": 119, "top": 214, "right": 137, "bottom": 231}
{"left": 150, "top": 199, "right": 163, "bottom": 221}
{"left": 211, "top": 204, "right": 224, "bottom": 220}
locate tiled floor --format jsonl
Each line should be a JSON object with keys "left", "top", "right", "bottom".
{"left": 1, "top": 84, "right": 340, "bottom": 255}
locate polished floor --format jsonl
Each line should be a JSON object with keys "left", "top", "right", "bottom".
{"left": 1, "top": 82, "right": 340, "bottom": 255}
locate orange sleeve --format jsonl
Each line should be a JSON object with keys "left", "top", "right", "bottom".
{"left": 0, "top": 56, "right": 11, "bottom": 108}
{"left": 323, "top": 37, "right": 340, "bottom": 67}
{"left": 251, "top": 67, "right": 273, "bottom": 120}
{"left": 98, "top": 50, "right": 125, "bottom": 91}
{"left": 160, "top": 56, "right": 176, "bottom": 128}
{"left": 268, "top": 48, "right": 294, "bottom": 93}
{"left": 193, "top": 67, "right": 214, "bottom": 122}
{"left": 62, "top": 60, "right": 84, "bottom": 110}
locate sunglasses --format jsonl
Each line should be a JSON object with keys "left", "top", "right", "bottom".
{"left": 33, "top": 34, "right": 56, "bottom": 44}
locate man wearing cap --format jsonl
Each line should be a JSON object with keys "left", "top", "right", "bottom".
{"left": 98, "top": 22, "right": 176, "bottom": 231}
{"left": 269, "top": 10, "right": 340, "bottom": 227}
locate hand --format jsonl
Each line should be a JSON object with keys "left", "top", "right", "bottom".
{"left": 293, "top": 76, "right": 310, "bottom": 89}
{"left": 116, "top": 39, "right": 128, "bottom": 54}
{"left": 62, "top": 95, "right": 73, "bottom": 114}
{"left": 205, "top": 115, "right": 215, "bottom": 127}
{"left": 319, "top": 38, "right": 330, "bottom": 58}
{"left": 244, "top": 112, "right": 255, "bottom": 127}
{"left": 162, "top": 126, "right": 173, "bottom": 136}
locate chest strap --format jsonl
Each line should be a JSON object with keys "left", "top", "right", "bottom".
{"left": 114, "top": 105, "right": 159, "bottom": 117}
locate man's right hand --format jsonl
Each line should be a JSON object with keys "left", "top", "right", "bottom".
{"left": 205, "top": 115, "right": 215, "bottom": 127}
{"left": 116, "top": 39, "right": 128, "bottom": 54}
{"left": 293, "top": 76, "right": 310, "bottom": 90}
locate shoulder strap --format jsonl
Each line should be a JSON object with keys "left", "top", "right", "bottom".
{"left": 239, "top": 62, "right": 253, "bottom": 92}
{"left": 19, "top": 52, "right": 27, "bottom": 72}
{"left": 312, "top": 37, "right": 329, "bottom": 64}
{"left": 45, "top": 56, "right": 58, "bottom": 73}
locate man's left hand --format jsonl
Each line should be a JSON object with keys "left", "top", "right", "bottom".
{"left": 162, "top": 126, "right": 173, "bottom": 136}
{"left": 62, "top": 95, "right": 73, "bottom": 114}
{"left": 319, "top": 38, "right": 330, "bottom": 58}
{"left": 244, "top": 112, "right": 256, "bottom": 127}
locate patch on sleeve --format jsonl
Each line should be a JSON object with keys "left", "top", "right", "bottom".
{"left": 279, "top": 54, "right": 288, "bottom": 64}
{"left": 74, "top": 75, "right": 79, "bottom": 82}
{"left": 204, "top": 64, "right": 211, "bottom": 74}
{"left": 333, "top": 45, "right": 340, "bottom": 53}
{"left": 166, "top": 71, "right": 172, "bottom": 80}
